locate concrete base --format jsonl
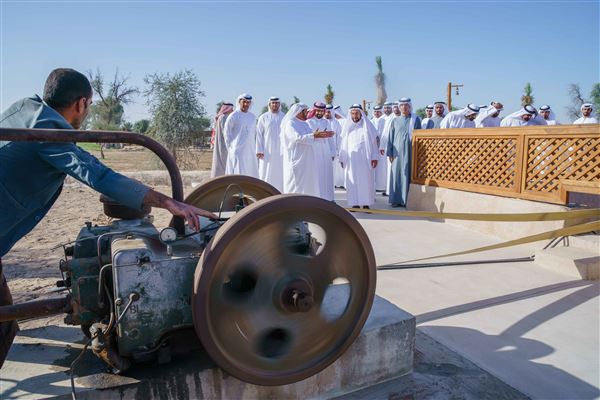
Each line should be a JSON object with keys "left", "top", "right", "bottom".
{"left": 568, "top": 234, "right": 600, "bottom": 253}
{"left": 407, "top": 183, "right": 594, "bottom": 240}
{"left": 535, "top": 246, "right": 600, "bottom": 280}
{"left": 1, "top": 294, "right": 415, "bottom": 400}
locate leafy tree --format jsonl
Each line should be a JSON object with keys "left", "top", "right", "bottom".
{"left": 375, "top": 56, "right": 387, "bottom": 106}
{"left": 292, "top": 96, "right": 300, "bottom": 104}
{"left": 144, "top": 70, "right": 209, "bottom": 161}
{"left": 132, "top": 119, "right": 151, "bottom": 134}
{"left": 87, "top": 68, "right": 138, "bottom": 157}
{"left": 566, "top": 83, "right": 587, "bottom": 120}
{"left": 324, "top": 84, "right": 335, "bottom": 105}
{"left": 88, "top": 68, "right": 138, "bottom": 130}
{"left": 521, "top": 82, "right": 534, "bottom": 106}
{"left": 121, "top": 121, "right": 133, "bottom": 131}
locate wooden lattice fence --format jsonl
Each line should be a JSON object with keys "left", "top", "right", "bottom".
{"left": 411, "top": 124, "right": 600, "bottom": 204}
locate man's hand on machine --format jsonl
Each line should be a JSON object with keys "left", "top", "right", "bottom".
{"left": 143, "top": 189, "right": 218, "bottom": 231}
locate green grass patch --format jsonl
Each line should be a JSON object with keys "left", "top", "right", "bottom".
{"left": 77, "top": 142, "right": 102, "bottom": 151}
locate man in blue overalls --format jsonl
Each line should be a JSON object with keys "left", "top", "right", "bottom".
{"left": 0, "top": 68, "right": 215, "bottom": 366}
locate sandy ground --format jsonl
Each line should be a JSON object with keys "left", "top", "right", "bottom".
{"left": 2, "top": 184, "right": 180, "bottom": 308}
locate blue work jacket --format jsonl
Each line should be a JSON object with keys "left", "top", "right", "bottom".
{"left": 0, "top": 96, "right": 149, "bottom": 257}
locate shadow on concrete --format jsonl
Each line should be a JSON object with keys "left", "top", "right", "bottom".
{"left": 418, "top": 280, "right": 600, "bottom": 399}
{"left": 501, "top": 283, "right": 600, "bottom": 338}
{"left": 422, "top": 325, "right": 600, "bottom": 400}
{"left": 2, "top": 329, "right": 215, "bottom": 399}
{"left": 15, "top": 325, "right": 80, "bottom": 342}
{"left": 416, "top": 280, "right": 593, "bottom": 324}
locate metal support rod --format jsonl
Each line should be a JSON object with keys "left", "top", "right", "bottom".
{"left": 0, "top": 128, "right": 185, "bottom": 233}
{"left": 0, "top": 296, "right": 71, "bottom": 322}
{"left": 377, "top": 256, "right": 534, "bottom": 270}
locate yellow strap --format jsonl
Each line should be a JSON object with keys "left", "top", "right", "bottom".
{"left": 378, "top": 220, "right": 600, "bottom": 268}
{"left": 346, "top": 207, "right": 600, "bottom": 222}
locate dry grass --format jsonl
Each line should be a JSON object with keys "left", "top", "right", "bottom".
{"left": 87, "top": 146, "right": 213, "bottom": 171}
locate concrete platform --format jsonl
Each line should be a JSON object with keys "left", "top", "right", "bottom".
{"left": 346, "top": 191, "right": 600, "bottom": 400}
{"left": 535, "top": 246, "right": 599, "bottom": 280}
{"left": 0, "top": 293, "right": 415, "bottom": 399}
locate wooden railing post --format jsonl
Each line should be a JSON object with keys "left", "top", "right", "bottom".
{"left": 514, "top": 132, "right": 526, "bottom": 195}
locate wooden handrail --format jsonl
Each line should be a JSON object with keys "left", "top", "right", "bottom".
{"left": 411, "top": 124, "right": 600, "bottom": 205}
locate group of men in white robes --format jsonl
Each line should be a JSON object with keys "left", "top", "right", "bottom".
{"left": 212, "top": 92, "right": 598, "bottom": 211}
{"left": 414, "top": 100, "right": 598, "bottom": 129}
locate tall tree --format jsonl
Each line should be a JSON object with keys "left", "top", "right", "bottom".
{"left": 132, "top": 119, "right": 151, "bottom": 134}
{"left": 324, "top": 84, "right": 335, "bottom": 105}
{"left": 521, "top": 82, "right": 534, "bottom": 106}
{"left": 144, "top": 70, "right": 209, "bottom": 162}
{"left": 87, "top": 68, "right": 138, "bottom": 157}
{"left": 375, "top": 56, "right": 387, "bottom": 106}
{"left": 88, "top": 69, "right": 138, "bottom": 130}
{"left": 121, "top": 121, "right": 133, "bottom": 132}
{"left": 293, "top": 96, "right": 300, "bottom": 104}
{"left": 589, "top": 83, "right": 600, "bottom": 119}
{"left": 566, "top": 83, "right": 587, "bottom": 120}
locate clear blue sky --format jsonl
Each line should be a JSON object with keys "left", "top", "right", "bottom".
{"left": 1, "top": 1, "right": 598, "bottom": 123}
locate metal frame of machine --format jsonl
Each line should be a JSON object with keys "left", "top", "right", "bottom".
{"left": 0, "top": 128, "right": 377, "bottom": 386}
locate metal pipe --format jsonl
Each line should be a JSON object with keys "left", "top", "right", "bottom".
{"left": 0, "top": 127, "right": 185, "bottom": 233}
{"left": 0, "top": 296, "right": 71, "bottom": 322}
{"left": 377, "top": 256, "right": 535, "bottom": 270}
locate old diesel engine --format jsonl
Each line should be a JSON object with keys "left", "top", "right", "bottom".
{"left": 0, "top": 128, "right": 376, "bottom": 386}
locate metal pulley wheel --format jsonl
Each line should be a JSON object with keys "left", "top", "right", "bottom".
{"left": 192, "top": 194, "right": 376, "bottom": 385}
{"left": 174, "top": 174, "right": 280, "bottom": 213}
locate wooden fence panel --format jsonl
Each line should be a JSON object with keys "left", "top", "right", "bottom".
{"left": 411, "top": 125, "right": 599, "bottom": 204}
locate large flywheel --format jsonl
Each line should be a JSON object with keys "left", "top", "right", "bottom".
{"left": 181, "top": 174, "right": 280, "bottom": 212}
{"left": 192, "top": 194, "right": 376, "bottom": 386}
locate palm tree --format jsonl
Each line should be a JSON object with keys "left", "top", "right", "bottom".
{"left": 521, "top": 82, "right": 534, "bottom": 106}
{"left": 324, "top": 84, "right": 335, "bottom": 105}
{"left": 375, "top": 56, "right": 387, "bottom": 106}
